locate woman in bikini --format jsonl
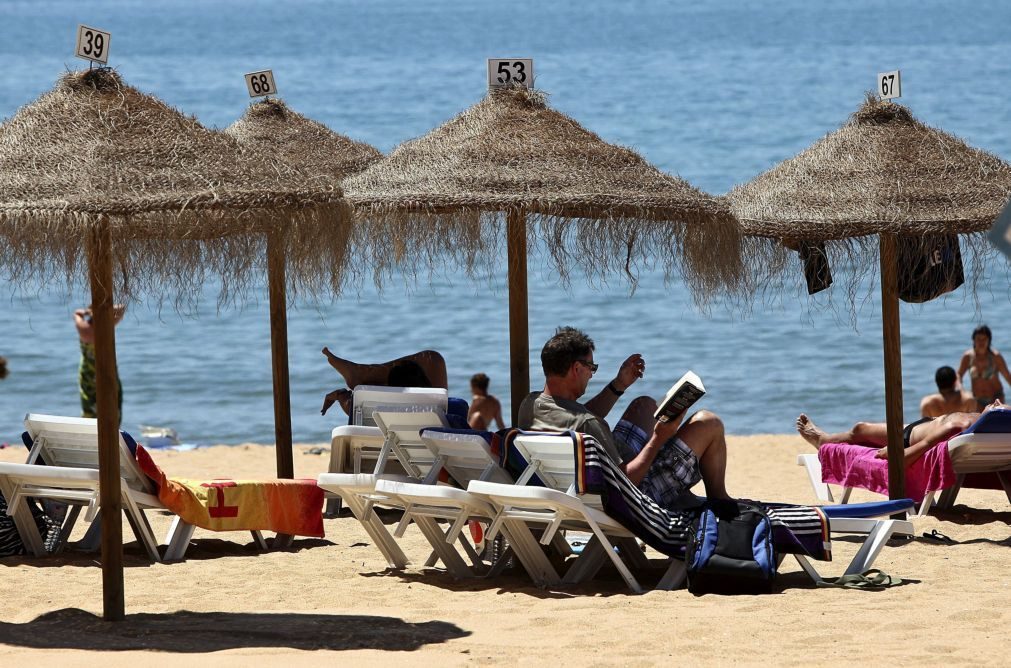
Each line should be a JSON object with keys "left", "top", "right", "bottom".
{"left": 319, "top": 348, "right": 448, "bottom": 416}
{"left": 957, "top": 324, "right": 1011, "bottom": 410}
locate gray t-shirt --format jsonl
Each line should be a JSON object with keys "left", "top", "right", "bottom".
{"left": 517, "top": 391, "right": 632, "bottom": 466}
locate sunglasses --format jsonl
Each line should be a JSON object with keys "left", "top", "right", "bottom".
{"left": 576, "top": 359, "right": 599, "bottom": 374}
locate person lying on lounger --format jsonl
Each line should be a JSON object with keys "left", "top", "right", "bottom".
{"left": 320, "top": 348, "right": 448, "bottom": 416}
{"left": 795, "top": 399, "right": 1004, "bottom": 465}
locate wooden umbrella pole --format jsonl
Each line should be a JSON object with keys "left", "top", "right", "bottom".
{"left": 87, "top": 216, "right": 125, "bottom": 621}
{"left": 266, "top": 230, "right": 294, "bottom": 480}
{"left": 507, "top": 209, "right": 530, "bottom": 426}
{"left": 879, "top": 233, "right": 906, "bottom": 501}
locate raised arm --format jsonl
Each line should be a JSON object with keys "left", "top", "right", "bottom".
{"left": 995, "top": 351, "right": 1011, "bottom": 386}
{"left": 956, "top": 351, "right": 971, "bottom": 390}
{"left": 585, "top": 354, "right": 645, "bottom": 419}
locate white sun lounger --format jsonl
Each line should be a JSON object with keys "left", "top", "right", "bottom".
{"left": 797, "top": 408, "right": 1011, "bottom": 515}
{"left": 325, "top": 386, "right": 449, "bottom": 516}
{"left": 468, "top": 433, "right": 671, "bottom": 593}
{"left": 317, "top": 389, "right": 451, "bottom": 569}
{"left": 473, "top": 433, "right": 914, "bottom": 592}
{"left": 0, "top": 414, "right": 264, "bottom": 561}
{"left": 373, "top": 429, "right": 560, "bottom": 582}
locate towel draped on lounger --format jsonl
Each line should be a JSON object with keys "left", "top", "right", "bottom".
{"left": 499, "top": 429, "right": 832, "bottom": 562}
{"left": 136, "top": 445, "right": 324, "bottom": 537}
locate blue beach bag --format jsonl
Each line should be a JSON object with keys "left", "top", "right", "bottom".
{"left": 686, "top": 500, "right": 776, "bottom": 594}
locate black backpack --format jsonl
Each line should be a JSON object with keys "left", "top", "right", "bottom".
{"left": 686, "top": 500, "right": 776, "bottom": 594}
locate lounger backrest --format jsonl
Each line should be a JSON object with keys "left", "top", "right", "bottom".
{"left": 372, "top": 405, "right": 448, "bottom": 479}
{"left": 512, "top": 433, "right": 605, "bottom": 509}
{"left": 23, "top": 413, "right": 155, "bottom": 494}
{"left": 947, "top": 408, "right": 1011, "bottom": 472}
{"left": 351, "top": 386, "right": 448, "bottom": 427}
{"left": 419, "top": 429, "right": 514, "bottom": 487}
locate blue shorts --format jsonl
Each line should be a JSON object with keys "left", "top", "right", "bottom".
{"left": 613, "top": 419, "right": 703, "bottom": 510}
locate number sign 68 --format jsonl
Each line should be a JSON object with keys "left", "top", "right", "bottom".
{"left": 244, "top": 70, "right": 278, "bottom": 98}
{"left": 75, "top": 25, "right": 111, "bottom": 64}
{"left": 488, "top": 59, "right": 534, "bottom": 89}
{"left": 877, "top": 70, "right": 901, "bottom": 100}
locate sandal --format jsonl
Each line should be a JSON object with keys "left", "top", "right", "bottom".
{"left": 817, "top": 569, "right": 903, "bottom": 589}
{"left": 921, "top": 529, "right": 955, "bottom": 544}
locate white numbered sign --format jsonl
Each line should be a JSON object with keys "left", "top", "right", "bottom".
{"left": 488, "top": 59, "right": 534, "bottom": 89}
{"left": 75, "top": 25, "right": 111, "bottom": 64}
{"left": 244, "top": 70, "right": 277, "bottom": 98}
{"left": 878, "top": 70, "right": 901, "bottom": 100}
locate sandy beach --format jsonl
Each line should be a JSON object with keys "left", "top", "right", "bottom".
{"left": 1, "top": 434, "right": 1009, "bottom": 667}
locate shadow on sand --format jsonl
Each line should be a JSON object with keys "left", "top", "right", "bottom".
{"left": 0, "top": 608, "right": 470, "bottom": 652}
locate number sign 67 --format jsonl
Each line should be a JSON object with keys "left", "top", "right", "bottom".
{"left": 488, "top": 59, "right": 534, "bottom": 89}
{"left": 75, "top": 25, "right": 111, "bottom": 64}
{"left": 878, "top": 70, "right": 901, "bottom": 100}
{"left": 244, "top": 70, "right": 277, "bottom": 98}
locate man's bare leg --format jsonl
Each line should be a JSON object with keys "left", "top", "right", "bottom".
{"left": 321, "top": 348, "right": 449, "bottom": 389}
{"left": 676, "top": 410, "right": 730, "bottom": 500}
{"left": 619, "top": 396, "right": 658, "bottom": 433}
{"left": 796, "top": 414, "right": 889, "bottom": 449}
{"left": 321, "top": 388, "right": 353, "bottom": 416}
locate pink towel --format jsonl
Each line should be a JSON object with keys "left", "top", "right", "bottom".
{"left": 818, "top": 440, "right": 958, "bottom": 502}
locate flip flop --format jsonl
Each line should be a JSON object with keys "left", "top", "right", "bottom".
{"left": 921, "top": 529, "right": 955, "bottom": 544}
{"left": 817, "top": 569, "right": 903, "bottom": 589}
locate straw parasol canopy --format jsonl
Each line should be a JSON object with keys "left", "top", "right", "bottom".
{"left": 0, "top": 68, "right": 353, "bottom": 304}
{"left": 729, "top": 95, "right": 1011, "bottom": 239}
{"left": 345, "top": 85, "right": 747, "bottom": 423}
{"left": 225, "top": 97, "right": 382, "bottom": 186}
{"left": 0, "top": 67, "right": 353, "bottom": 621}
{"left": 727, "top": 93, "right": 1011, "bottom": 500}
{"left": 345, "top": 85, "right": 745, "bottom": 298}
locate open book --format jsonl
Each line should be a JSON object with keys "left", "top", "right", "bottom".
{"left": 653, "top": 371, "right": 705, "bottom": 422}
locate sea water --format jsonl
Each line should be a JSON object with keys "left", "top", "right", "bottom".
{"left": 2, "top": 0, "right": 1010, "bottom": 445}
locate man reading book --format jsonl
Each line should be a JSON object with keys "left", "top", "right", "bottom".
{"left": 518, "top": 326, "right": 731, "bottom": 509}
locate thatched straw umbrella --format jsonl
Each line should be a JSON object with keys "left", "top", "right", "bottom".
{"left": 0, "top": 68, "right": 351, "bottom": 620}
{"left": 225, "top": 98, "right": 381, "bottom": 486}
{"left": 345, "top": 86, "right": 745, "bottom": 422}
{"left": 728, "top": 94, "right": 1011, "bottom": 500}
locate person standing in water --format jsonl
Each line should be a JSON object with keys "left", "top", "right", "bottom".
{"left": 467, "top": 373, "right": 504, "bottom": 430}
{"left": 74, "top": 305, "right": 126, "bottom": 425}
{"left": 957, "top": 324, "right": 1011, "bottom": 410}
{"left": 920, "top": 366, "right": 976, "bottom": 418}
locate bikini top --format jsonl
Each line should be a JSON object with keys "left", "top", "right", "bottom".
{"left": 968, "top": 350, "right": 998, "bottom": 380}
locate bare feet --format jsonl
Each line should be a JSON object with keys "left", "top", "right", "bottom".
{"left": 795, "top": 413, "right": 827, "bottom": 448}
{"left": 321, "top": 387, "right": 352, "bottom": 416}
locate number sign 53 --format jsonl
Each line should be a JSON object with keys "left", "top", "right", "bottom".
{"left": 488, "top": 59, "right": 534, "bottom": 89}
{"left": 244, "top": 70, "right": 277, "bottom": 98}
{"left": 878, "top": 70, "right": 901, "bottom": 100}
{"left": 75, "top": 25, "right": 111, "bottom": 64}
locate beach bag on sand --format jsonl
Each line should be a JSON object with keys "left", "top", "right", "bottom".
{"left": 0, "top": 492, "right": 61, "bottom": 557}
{"left": 686, "top": 500, "right": 776, "bottom": 594}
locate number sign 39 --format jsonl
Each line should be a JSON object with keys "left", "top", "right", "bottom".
{"left": 878, "top": 70, "right": 901, "bottom": 100}
{"left": 488, "top": 59, "right": 534, "bottom": 89}
{"left": 75, "top": 25, "right": 111, "bottom": 64}
{"left": 244, "top": 70, "right": 277, "bottom": 98}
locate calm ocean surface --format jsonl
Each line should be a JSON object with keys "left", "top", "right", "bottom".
{"left": 2, "top": 0, "right": 1011, "bottom": 445}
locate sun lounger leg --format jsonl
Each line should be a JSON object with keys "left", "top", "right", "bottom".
{"left": 997, "top": 471, "right": 1011, "bottom": 504}
{"left": 798, "top": 454, "right": 834, "bottom": 502}
{"left": 411, "top": 515, "right": 471, "bottom": 579}
{"left": 562, "top": 535, "right": 608, "bottom": 584}
{"left": 918, "top": 491, "right": 937, "bottom": 516}
{"left": 793, "top": 554, "right": 823, "bottom": 582}
{"left": 342, "top": 494, "right": 410, "bottom": 569}
{"left": 163, "top": 516, "right": 195, "bottom": 560}
{"left": 615, "top": 537, "right": 650, "bottom": 571}
{"left": 501, "top": 519, "right": 562, "bottom": 587}
{"left": 53, "top": 505, "right": 84, "bottom": 554}
{"left": 0, "top": 483, "right": 45, "bottom": 556}
{"left": 935, "top": 475, "right": 964, "bottom": 511}
{"left": 251, "top": 531, "right": 268, "bottom": 550}
{"left": 457, "top": 534, "right": 483, "bottom": 568}
{"left": 122, "top": 493, "right": 161, "bottom": 561}
{"left": 839, "top": 487, "right": 852, "bottom": 504}
{"left": 655, "top": 559, "right": 687, "bottom": 590}
{"left": 585, "top": 520, "right": 643, "bottom": 593}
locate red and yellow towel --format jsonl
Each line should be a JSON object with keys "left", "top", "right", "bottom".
{"left": 136, "top": 445, "right": 324, "bottom": 537}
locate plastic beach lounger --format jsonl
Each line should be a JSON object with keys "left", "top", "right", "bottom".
{"left": 797, "top": 408, "right": 1011, "bottom": 515}
{"left": 0, "top": 414, "right": 265, "bottom": 561}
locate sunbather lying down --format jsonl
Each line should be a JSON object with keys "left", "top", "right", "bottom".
{"left": 796, "top": 399, "right": 1004, "bottom": 465}
{"left": 320, "top": 348, "right": 448, "bottom": 416}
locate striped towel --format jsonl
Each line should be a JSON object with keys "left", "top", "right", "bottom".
{"left": 572, "top": 431, "right": 831, "bottom": 561}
